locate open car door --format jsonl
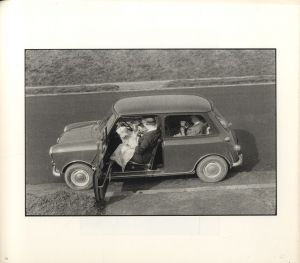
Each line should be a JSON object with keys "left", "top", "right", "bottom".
{"left": 93, "top": 133, "right": 112, "bottom": 203}
{"left": 93, "top": 161, "right": 112, "bottom": 203}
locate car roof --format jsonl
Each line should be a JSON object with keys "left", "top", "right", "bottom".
{"left": 113, "top": 95, "right": 212, "bottom": 115}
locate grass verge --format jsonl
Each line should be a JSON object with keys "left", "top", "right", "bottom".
{"left": 26, "top": 75, "right": 275, "bottom": 95}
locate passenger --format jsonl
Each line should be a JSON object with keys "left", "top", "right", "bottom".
{"left": 186, "top": 116, "right": 205, "bottom": 136}
{"left": 110, "top": 124, "right": 139, "bottom": 171}
{"left": 173, "top": 120, "right": 189, "bottom": 137}
{"left": 130, "top": 117, "right": 161, "bottom": 164}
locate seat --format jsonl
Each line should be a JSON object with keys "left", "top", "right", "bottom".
{"left": 126, "top": 139, "right": 162, "bottom": 170}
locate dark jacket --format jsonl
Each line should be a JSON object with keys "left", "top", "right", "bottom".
{"left": 186, "top": 122, "right": 205, "bottom": 136}
{"left": 130, "top": 129, "right": 161, "bottom": 164}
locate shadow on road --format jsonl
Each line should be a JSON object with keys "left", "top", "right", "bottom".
{"left": 223, "top": 129, "right": 259, "bottom": 180}
{"left": 228, "top": 129, "right": 259, "bottom": 177}
{"left": 121, "top": 177, "right": 163, "bottom": 192}
{"left": 97, "top": 177, "right": 167, "bottom": 210}
{"left": 101, "top": 175, "right": 194, "bottom": 211}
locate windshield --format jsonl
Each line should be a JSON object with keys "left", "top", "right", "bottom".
{"left": 92, "top": 109, "right": 117, "bottom": 141}
{"left": 97, "top": 109, "right": 117, "bottom": 135}
{"left": 105, "top": 111, "right": 117, "bottom": 132}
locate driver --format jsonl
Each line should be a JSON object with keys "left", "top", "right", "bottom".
{"left": 130, "top": 117, "right": 161, "bottom": 164}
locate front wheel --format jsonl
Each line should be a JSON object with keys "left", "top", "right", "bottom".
{"left": 64, "top": 163, "right": 93, "bottom": 190}
{"left": 196, "top": 155, "right": 228, "bottom": 182}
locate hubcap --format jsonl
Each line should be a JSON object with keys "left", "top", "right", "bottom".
{"left": 204, "top": 162, "right": 222, "bottom": 178}
{"left": 70, "top": 170, "right": 89, "bottom": 187}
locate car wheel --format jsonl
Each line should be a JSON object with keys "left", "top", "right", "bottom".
{"left": 64, "top": 163, "right": 94, "bottom": 190}
{"left": 196, "top": 155, "right": 228, "bottom": 182}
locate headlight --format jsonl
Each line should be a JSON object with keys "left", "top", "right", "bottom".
{"left": 233, "top": 144, "right": 241, "bottom": 151}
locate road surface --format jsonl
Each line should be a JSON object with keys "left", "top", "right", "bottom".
{"left": 25, "top": 83, "right": 276, "bottom": 215}
{"left": 25, "top": 84, "right": 276, "bottom": 184}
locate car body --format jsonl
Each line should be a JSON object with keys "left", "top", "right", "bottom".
{"left": 49, "top": 95, "right": 243, "bottom": 197}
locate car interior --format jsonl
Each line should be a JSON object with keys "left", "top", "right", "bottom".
{"left": 164, "top": 114, "right": 211, "bottom": 137}
{"left": 104, "top": 115, "right": 163, "bottom": 173}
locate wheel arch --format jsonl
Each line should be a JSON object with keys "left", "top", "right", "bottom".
{"left": 193, "top": 153, "right": 231, "bottom": 172}
{"left": 62, "top": 160, "right": 94, "bottom": 174}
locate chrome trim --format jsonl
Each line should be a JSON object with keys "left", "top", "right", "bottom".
{"left": 233, "top": 144, "right": 241, "bottom": 151}
{"left": 232, "top": 154, "right": 243, "bottom": 167}
{"left": 49, "top": 146, "right": 53, "bottom": 156}
{"left": 52, "top": 166, "right": 61, "bottom": 177}
{"left": 111, "top": 170, "right": 194, "bottom": 179}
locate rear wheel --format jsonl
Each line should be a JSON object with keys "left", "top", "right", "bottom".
{"left": 64, "top": 163, "right": 93, "bottom": 190}
{"left": 196, "top": 155, "right": 228, "bottom": 182}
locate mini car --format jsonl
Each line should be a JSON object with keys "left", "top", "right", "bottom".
{"left": 49, "top": 95, "right": 242, "bottom": 201}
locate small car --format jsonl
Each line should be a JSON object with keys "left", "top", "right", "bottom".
{"left": 49, "top": 95, "right": 243, "bottom": 200}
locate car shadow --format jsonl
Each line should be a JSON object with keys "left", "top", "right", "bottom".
{"left": 121, "top": 176, "right": 164, "bottom": 192}
{"left": 96, "top": 176, "right": 166, "bottom": 209}
{"left": 226, "top": 129, "right": 259, "bottom": 179}
{"left": 96, "top": 195, "right": 128, "bottom": 212}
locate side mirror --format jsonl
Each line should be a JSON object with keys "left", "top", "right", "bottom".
{"left": 227, "top": 122, "right": 232, "bottom": 128}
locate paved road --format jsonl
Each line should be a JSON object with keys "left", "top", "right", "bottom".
{"left": 103, "top": 170, "right": 276, "bottom": 215}
{"left": 25, "top": 84, "right": 276, "bottom": 184}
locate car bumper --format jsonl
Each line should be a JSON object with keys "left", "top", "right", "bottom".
{"left": 52, "top": 165, "right": 61, "bottom": 177}
{"left": 232, "top": 154, "right": 243, "bottom": 167}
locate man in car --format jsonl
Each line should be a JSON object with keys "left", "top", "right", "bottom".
{"left": 130, "top": 117, "right": 161, "bottom": 164}
{"left": 186, "top": 115, "right": 206, "bottom": 136}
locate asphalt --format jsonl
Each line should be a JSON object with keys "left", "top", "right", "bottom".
{"left": 25, "top": 84, "right": 276, "bottom": 184}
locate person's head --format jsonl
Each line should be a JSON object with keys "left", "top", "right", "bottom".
{"left": 116, "top": 126, "right": 131, "bottom": 139}
{"left": 180, "top": 120, "right": 187, "bottom": 127}
{"left": 191, "top": 116, "right": 201, "bottom": 124}
{"left": 142, "top": 117, "right": 157, "bottom": 130}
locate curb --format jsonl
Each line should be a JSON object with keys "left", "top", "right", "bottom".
{"left": 25, "top": 75, "right": 275, "bottom": 97}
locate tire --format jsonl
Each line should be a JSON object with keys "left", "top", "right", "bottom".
{"left": 195, "top": 155, "right": 228, "bottom": 183}
{"left": 64, "top": 163, "right": 94, "bottom": 190}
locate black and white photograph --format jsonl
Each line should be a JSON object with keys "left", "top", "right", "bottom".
{"left": 2, "top": 1, "right": 300, "bottom": 262}
{"left": 25, "top": 49, "right": 276, "bottom": 216}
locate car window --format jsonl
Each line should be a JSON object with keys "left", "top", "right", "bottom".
{"left": 114, "top": 115, "right": 159, "bottom": 135}
{"left": 164, "top": 114, "right": 213, "bottom": 137}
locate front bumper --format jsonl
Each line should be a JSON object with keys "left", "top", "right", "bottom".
{"left": 232, "top": 154, "right": 243, "bottom": 167}
{"left": 52, "top": 165, "right": 61, "bottom": 177}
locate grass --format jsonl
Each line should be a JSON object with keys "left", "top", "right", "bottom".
{"left": 26, "top": 185, "right": 102, "bottom": 215}
{"left": 25, "top": 50, "right": 275, "bottom": 87}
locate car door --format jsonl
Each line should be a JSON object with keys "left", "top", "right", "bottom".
{"left": 162, "top": 113, "right": 227, "bottom": 174}
{"left": 93, "top": 138, "right": 113, "bottom": 203}
{"left": 93, "top": 160, "right": 112, "bottom": 203}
